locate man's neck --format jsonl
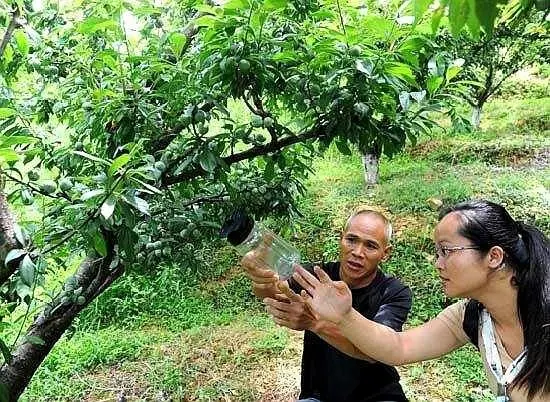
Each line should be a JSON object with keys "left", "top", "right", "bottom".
{"left": 340, "top": 266, "right": 379, "bottom": 290}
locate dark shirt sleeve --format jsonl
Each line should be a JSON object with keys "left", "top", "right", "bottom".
{"left": 371, "top": 283, "right": 412, "bottom": 332}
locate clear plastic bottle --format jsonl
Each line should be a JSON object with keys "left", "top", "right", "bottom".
{"left": 220, "top": 211, "right": 301, "bottom": 280}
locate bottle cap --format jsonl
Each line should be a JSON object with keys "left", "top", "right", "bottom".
{"left": 220, "top": 210, "right": 254, "bottom": 246}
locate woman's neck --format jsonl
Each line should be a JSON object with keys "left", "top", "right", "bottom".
{"left": 474, "top": 275, "right": 521, "bottom": 328}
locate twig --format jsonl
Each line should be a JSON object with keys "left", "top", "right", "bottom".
{"left": 0, "top": 5, "right": 21, "bottom": 59}
{"left": 4, "top": 172, "right": 72, "bottom": 201}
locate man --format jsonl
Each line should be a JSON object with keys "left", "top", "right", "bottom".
{"left": 241, "top": 208, "right": 412, "bottom": 402}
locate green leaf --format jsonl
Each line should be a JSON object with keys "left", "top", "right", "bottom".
{"left": 194, "top": 15, "right": 218, "bottom": 27}
{"left": 199, "top": 151, "right": 217, "bottom": 172}
{"left": 414, "top": 0, "right": 435, "bottom": 23}
{"left": 100, "top": 196, "right": 116, "bottom": 220}
{"left": 23, "top": 335, "right": 45, "bottom": 346}
{"left": 475, "top": 0, "right": 498, "bottom": 36}
{"left": 73, "top": 151, "right": 110, "bottom": 166}
{"left": 335, "top": 139, "right": 352, "bottom": 155}
{"left": 0, "top": 148, "right": 18, "bottom": 162}
{"left": 449, "top": 0, "right": 469, "bottom": 35}
{"left": 19, "top": 255, "right": 35, "bottom": 286}
{"left": 169, "top": 32, "right": 187, "bottom": 57}
{"left": 123, "top": 194, "right": 149, "bottom": 215}
{"left": 13, "top": 29, "right": 29, "bottom": 56}
{"left": 446, "top": 65, "right": 462, "bottom": 82}
{"left": 0, "top": 108, "right": 16, "bottom": 119}
{"left": 92, "top": 232, "right": 107, "bottom": 257}
{"left": 5, "top": 249, "right": 26, "bottom": 265}
{"left": 0, "top": 381, "right": 9, "bottom": 402}
{"left": 108, "top": 154, "right": 130, "bottom": 176}
{"left": 81, "top": 189, "right": 105, "bottom": 201}
{"left": 15, "top": 280, "right": 31, "bottom": 300}
{"left": 264, "top": 158, "right": 275, "bottom": 181}
{"left": 410, "top": 90, "right": 426, "bottom": 102}
{"left": 427, "top": 76, "right": 444, "bottom": 94}
{"left": 117, "top": 226, "right": 139, "bottom": 257}
{"left": 384, "top": 62, "right": 415, "bottom": 83}
{"left": 431, "top": 5, "right": 446, "bottom": 33}
{"left": 13, "top": 224, "right": 26, "bottom": 247}
{"left": 466, "top": 0, "right": 481, "bottom": 38}
{"left": 0, "top": 338, "right": 12, "bottom": 365}
{"left": 272, "top": 51, "right": 299, "bottom": 62}
{"left": 78, "top": 17, "right": 118, "bottom": 34}
{"left": 223, "top": 0, "right": 249, "bottom": 9}
{"left": 0, "top": 135, "right": 36, "bottom": 147}
{"left": 264, "top": 0, "right": 287, "bottom": 10}
{"left": 399, "top": 92, "right": 411, "bottom": 111}
{"left": 356, "top": 59, "right": 374, "bottom": 76}
{"left": 131, "top": 177, "right": 162, "bottom": 194}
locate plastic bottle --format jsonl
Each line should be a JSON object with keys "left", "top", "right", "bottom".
{"left": 220, "top": 210, "right": 301, "bottom": 280}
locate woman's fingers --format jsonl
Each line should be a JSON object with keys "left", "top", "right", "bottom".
{"left": 292, "top": 265, "right": 320, "bottom": 294}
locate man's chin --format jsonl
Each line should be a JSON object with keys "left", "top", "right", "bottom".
{"left": 341, "top": 263, "right": 375, "bottom": 283}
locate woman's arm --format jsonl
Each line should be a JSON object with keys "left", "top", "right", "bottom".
{"left": 338, "top": 308, "right": 464, "bottom": 365}
{"left": 294, "top": 265, "right": 465, "bottom": 366}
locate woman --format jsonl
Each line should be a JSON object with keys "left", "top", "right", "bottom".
{"left": 293, "top": 200, "right": 550, "bottom": 401}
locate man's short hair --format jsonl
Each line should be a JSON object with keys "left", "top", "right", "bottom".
{"left": 343, "top": 207, "right": 393, "bottom": 245}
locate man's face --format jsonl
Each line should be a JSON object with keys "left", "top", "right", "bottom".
{"left": 339, "top": 213, "right": 391, "bottom": 289}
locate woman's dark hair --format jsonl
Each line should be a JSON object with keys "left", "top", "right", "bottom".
{"left": 440, "top": 200, "right": 550, "bottom": 399}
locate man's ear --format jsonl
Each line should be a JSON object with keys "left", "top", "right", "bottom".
{"left": 381, "top": 244, "right": 393, "bottom": 262}
{"left": 487, "top": 246, "right": 505, "bottom": 269}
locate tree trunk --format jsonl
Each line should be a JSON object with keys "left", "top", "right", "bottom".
{"left": 471, "top": 105, "right": 482, "bottom": 129}
{"left": 362, "top": 147, "right": 381, "bottom": 187}
{"left": 0, "top": 227, "right": 124, "bottom": 401}
{"left": 0, "top": 192, "right": 19, "bottom": 284}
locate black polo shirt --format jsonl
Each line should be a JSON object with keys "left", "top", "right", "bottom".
{"left": 288, "top": 262, "right": 412, "bottom": 402}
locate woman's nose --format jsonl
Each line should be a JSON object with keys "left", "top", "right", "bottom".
{"left": 435, "top": 255, "right": 445, "bottom": 270}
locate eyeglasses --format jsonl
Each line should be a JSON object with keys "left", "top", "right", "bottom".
{"left": 435, "top": 245, "right": 480, "bottom": 260}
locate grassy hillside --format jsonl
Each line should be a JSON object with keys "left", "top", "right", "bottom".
{"left": 22, "top": 95, "right": 549, "bottom": 401}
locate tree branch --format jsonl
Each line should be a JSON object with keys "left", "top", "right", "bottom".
{"left": 163, "top": 124, "right": 327, "bottom": 186}
{"left": 0, "top": 6, "right": 21, "bottom": 60}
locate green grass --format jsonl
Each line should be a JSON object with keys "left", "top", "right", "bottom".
{"left": 22, "top": 95, "right": 550, "bottom": 401}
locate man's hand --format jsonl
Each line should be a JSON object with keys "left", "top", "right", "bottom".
{"left": 263, "top": 281, "right": 319, "bottom": 331}
{"left": 239, "top": 231, "right": 280, "bottom": 298}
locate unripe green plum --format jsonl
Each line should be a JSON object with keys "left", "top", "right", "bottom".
{"left": 40, "top": 180, "right": 57, "bottom": 194}
{"left": 59, "top": 178, "right": 73, "bottom": 192}
{"left": 251, "top": 116, "right": 263, "bottom": 128}
{"left": 349, "top": 45, "right": 362, "bottom": 57}
{"left": 238, "top": 59, "right": 251, "bottom": 73}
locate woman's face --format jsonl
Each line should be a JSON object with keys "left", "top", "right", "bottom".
{"left": 434, "top": 212, "right": 490, "bottom": 298}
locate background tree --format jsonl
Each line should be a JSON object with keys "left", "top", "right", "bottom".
{"left": 0, "top": 0, "right": 544, "bottom": 399}
{"left": 439, "top": 9, "right": 549, "bottom": 128}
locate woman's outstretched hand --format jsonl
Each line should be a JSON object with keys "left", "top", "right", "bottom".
{"left": 292, "top": 265, "right": 352, "bottom": 324}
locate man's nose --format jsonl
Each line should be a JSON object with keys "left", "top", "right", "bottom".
{"left": 351, "top": 244, "right": 365, "bottom": 257}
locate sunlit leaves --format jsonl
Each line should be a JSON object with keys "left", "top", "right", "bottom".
{"left": 77, "top": 17, "right": 119, "bottom": 34}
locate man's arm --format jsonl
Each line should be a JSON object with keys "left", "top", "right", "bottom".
{"left": 312, "top": 320, "right": 375, "bottom": 362}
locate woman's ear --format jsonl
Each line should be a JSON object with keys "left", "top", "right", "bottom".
{"left": 487, "top": 246, "right": 505, "bottom": 269}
